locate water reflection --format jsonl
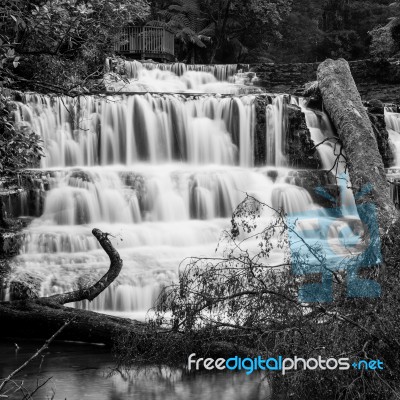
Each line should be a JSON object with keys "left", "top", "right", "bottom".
{"left": 0, "top": 342, "right": 270, "bottom": 400}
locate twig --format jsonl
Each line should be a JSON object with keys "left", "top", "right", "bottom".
{"left": 0, "top": 318, "right": 75, "bottom": 393}
{"left": 21, "top": 377, "right": 53, "bottom": 400}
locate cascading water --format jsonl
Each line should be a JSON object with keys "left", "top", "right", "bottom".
{"left": 385, "top": 106, "right": 400, "bottom": 207}
{"left": 266, "top": 96, "right": 287, "bottom": 166}
{"left": 8, "top": 67, "right": 364, "bottom": 318}
{"left": 385, "top": 106, "right": 400, "bottom": 165}
{"left": 105, "top": 60, "right": 260, "bottom": 94}
{"left": 16, "top": 94, "right": 255, "bottom": 168}
{"left": 117, "top": 60, "right": 242, "bottom": 81}
{"left": 294, "top": 97, "right": 358, "bottom": 215}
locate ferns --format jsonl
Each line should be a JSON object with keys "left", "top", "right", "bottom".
{"left": 147, "top": 0, "right": 213, "bottom": 54}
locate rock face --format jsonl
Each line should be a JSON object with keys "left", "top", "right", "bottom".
{"left": 254, "top": 94, "right": 272, "bottom": 165}
{"left": 365, "top": 99, "right": 395, "bottom": 168}
{"left": 9, "top": 273, "right": 41, "bottom": 301}
{"left": 286, "top": 170, "right": 338, "bottom": 209}
{"left": 286, "top": 104, "right": 320, "bottom": 169}
{"left": 0, "top": 171, "right": 50, "bottom": 221}
{"left": 254, "top": 94, "right": 320, "bottom": 168}
{"left": 0, "top": 171, "right": 49, "bottom": 298}
{"left": 0, "top": 231, "right": 25, "bottom": 258}
{"left": 252, "top": 59, "right": 400, "bottom": 103}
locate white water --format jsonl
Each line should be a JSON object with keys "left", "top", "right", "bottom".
{"left": 14, "top": 94, "right": 255, "bottom": 168}
{"left": 8, "top": 71, "right": 365, "bottom": 316}
{"left": 386, "top": 108, "right": 400, "bottom": 166}
{"left": 12, "top": 164, "right": 317, "bottom": 314}
{"left": 105, "top": 60, "right": 260, "bottom": 94}
{"left": 266, "top": 96, "right": 287, "bottom": 166}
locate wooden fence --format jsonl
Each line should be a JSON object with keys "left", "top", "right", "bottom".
{"left": 114, "top": 26, "right": 175, "bottom": 61}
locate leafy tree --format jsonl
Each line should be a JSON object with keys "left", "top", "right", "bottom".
{"left": 0, "top": 0, "right": 150, "bottom": 93}
{"left": 148, "top": 0, "right": 292, "bottom": 63}
{"left": 201, "top": 0, "right": 293, "bottom": 63}
{"left": 369, "top": 2, "right": 400, "bottom": 58}
{"left": 267, "top": 0, "right": 395, "bottom": 62}
{"left": 267, "top": 0, "right": 323, "bottom": 62}
{"left": 115, "top": 195, "right": 400, "bottom": 399}
{"left": 147, "top": 0, "right": 212, "bottom": 63}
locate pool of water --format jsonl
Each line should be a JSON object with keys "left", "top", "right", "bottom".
{"left": 0, "top": 341, "right": 271, "bottom": 400}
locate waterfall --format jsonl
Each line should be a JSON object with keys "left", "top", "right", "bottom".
{"left": 266, "top": 95, "right": 288, "bottom": 166}
{"left": 385, "top": 107, "right": 400, "bottom": 207}
{"left": 119, "top": 60, "right": 243, "bottom": 81}
{"left": 8, "top": 68, "right": 364, "bottom": 317}
{"left": 385, "top": 108, "right": 400, "bottom": 166}
{"left": 295, "top": 98, "right": 358, "bottom": 217}
{"left": 105, "top": 59, "right": 259, "bottom": 94}
{"left": 14, "top": 94, "right": 256, "bottom": 168}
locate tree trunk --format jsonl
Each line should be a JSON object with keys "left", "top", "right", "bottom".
{"left": 317, "top": 58, "right": 398, "bottom": 232}
{"left": 0, "top": 299, "right": 147, "bottom": 346}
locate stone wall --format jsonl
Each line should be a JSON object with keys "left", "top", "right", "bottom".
{"left": 251, "top": 59, "right": 400, "bottom": 103}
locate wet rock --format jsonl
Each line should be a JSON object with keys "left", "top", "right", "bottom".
{"left": 287, "top": 170, "right": 339, "bottom": 208}
{"left": 254, "top": 95, "right": 320, "bottom": 168}
{"left": 0, "top": 230, "right": 25, "bottom": 258}
{"left": 254, "top": 94, "right": 271, "bottom": 165}
{"left": 69, "top": 170, "right": 94, "bottom": 183}
{"left": 0, "top": 260, "right": 11, "bottom": 301}
{"left": 367, "top": 99, "right": 385, "bottom": 114}
{"left": 286, "top": 104, "right": 320, "bottom": 169}
{"left": 365, "top": 100, "right": 395, "bottom": 168}
{"left": 9, "top": 273, "right": 41, "bottom": 301}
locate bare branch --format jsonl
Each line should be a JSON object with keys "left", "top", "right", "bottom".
{"left": 45, "top": 229, "right": 123, "bottom": 305}
{"left": 0, "top": 318, "right": 74, "bottom": 393}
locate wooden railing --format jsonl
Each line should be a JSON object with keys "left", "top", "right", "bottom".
{"left": 115, "top": 26, "right": 175, "bottom": 60}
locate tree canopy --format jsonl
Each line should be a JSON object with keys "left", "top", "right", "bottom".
{"left": 146, "top": 0, "right": 400, "bottom": 63}
{"left": 267, "top": 0, "right": 399, "bottom": 63}
{"left": 0, "top": 0, "right": 150, "bottom": 93}
{"left": 0, "top": 0, "right": 399, "bottom": 73}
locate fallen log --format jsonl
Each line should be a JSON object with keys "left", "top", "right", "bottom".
{"left": 0, "top": 299, "right": 147, "bottom": 346}
{"left": 0, "top": 228, "right": 147, "bottom": 346}
{"left": 317, "top": 58, "right": 398, "bottom": 232}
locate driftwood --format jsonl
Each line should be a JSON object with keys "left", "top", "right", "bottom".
{"left": 0, "top": 229, "right": 147, "bottom": 346}
{"left": 317, "top": 58, "right": 398, "bottom": 231}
